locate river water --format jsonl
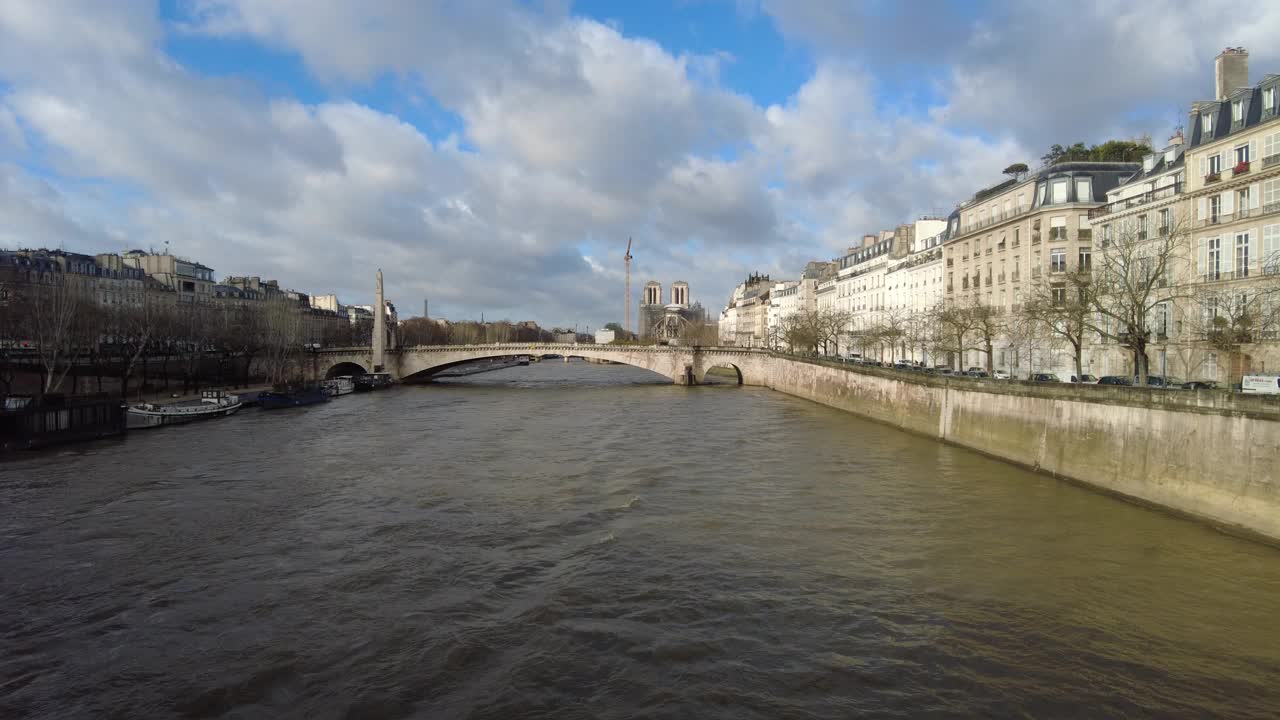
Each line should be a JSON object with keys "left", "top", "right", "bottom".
{"left": 3, "top": 360, "right": 1279, "bottom": 719}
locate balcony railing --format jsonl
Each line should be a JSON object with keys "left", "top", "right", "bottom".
{"left": 1049, "top": 228, "right": 1068, "bottom": 241}
{"left": 998, "top": 273, "right": 1006, "bottom": 284}
{"left": 1089, "top": 182, "right": 1183, "bottom": 219}
{"left": 1137, "top": 230, "right": 1148, "bottom": 240}
{"left": 947, "top": 284, "right": 954, "bottom": 293}
{"left": 1031, "top": 232, "right": 1042, "bottom": 244}
{"left": 1233, "top": 160, "right": 1251, "bottom": 176}
{"left": 984, "top": 276, "right": 992, "bottom": 287}
{"left": 997, "top": 242, "right": 1006, "bottom": 251}
{"left": 958, "top": 205, "right": 1029, "bottom": 236}
{"left": 1078, "top": 229, "right": 1092, "bottom": 241}
{"left": 985, "top": 247, "right": 992, "bottom": 255}
{"left": 1032, "top": 267, "right": 1042, "bottom": 279}
{"left": 962, "top": 278, "right": 969, "bottom": 289}
{"left": 1198, "top": 205, "right": 1275, "bottom": 228}
{"left": 946, "top": 258, "right": 953, "bottom": 267}
{"left": 1264, "top": 153, "right": 1280, "bottom": 169}
{"left": 1204, "top": 172, "right": 1222, "bottom": 184}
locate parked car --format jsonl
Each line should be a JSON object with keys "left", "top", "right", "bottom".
{"left": 1097, "top": 375, "right": 1133, "bottom": 386}
{"left": 965, "top": 369, "right": 990, "bottom": 378}
{"left": 1182, "top": 379, "right": 1220, "bottom": 390}
{"left": 1070, "top": 374, "right": 1098, "bottom": 384}
{"left": 993, "top": 370, "right": 1011, "bottom": 379}
{"left": 936, "top": 367, "right": 955, "bottom": 376}
{"left": 1030, "top": 373, "right": 1061, "bottom": 383}
{"left": 920, "top": 367, "right": 938, "bottom": 375}
{"left": 1141, "top": 375, "right": 1184, "bottom": 389}
{"left": 893, "top": 361, "right": 913, "bottom": 371}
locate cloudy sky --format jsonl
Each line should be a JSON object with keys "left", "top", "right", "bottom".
{"left": 1, "top": 1, "right": 1277, "bottom": 329}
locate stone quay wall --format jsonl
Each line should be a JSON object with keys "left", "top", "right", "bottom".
{"left": 755, "top": 355, "right": 1280, "bottom": 544}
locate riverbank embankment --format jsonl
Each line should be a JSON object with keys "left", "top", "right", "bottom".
{"left": 758, "top": 355, "right": 1280, "bottom": 544}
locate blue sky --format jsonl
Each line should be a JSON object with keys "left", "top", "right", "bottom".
{"left": 2, "top": 1, "right": 1278, "bottom": 328}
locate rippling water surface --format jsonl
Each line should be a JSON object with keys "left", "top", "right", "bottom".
{"left": 3, "top": 360, "right": 1280, "bottom": 719}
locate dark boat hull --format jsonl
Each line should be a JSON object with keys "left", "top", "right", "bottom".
{"left": 257, "top": 388, "right": 330, "bottom": 409}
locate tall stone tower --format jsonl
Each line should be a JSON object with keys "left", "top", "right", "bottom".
{"left": 373, "top": 269, "right": 385, "bottom": 372}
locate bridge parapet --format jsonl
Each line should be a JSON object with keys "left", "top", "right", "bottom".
{"left": 315, "top": 343, "right": 772, "bottom": 385}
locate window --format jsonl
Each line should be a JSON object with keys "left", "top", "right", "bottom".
{"left": 1102, "top": 224, "right": 1112, "bottom": 247}
{"left": 1156, "top": 303, "right": 1170, "bottom": 338}
{"left": 1050, "top": 216, "right": 1067, "bottom": 240}
{"left": 1013, "top": 228, "right": 1020, "bottom": 246}
{"left": 1207, "top": 236, "right": 1222, "bottom": 280}
{"left": 1235, "top": 144, "right": 1251, "bottom": 165}
{"left": 1264, "top": 224, "right": 1280, "bottom": 273}
{"left": 1266, "top": 87, "right": 1276, "bottom": 112}
{"left": 1236, "top": 232, "right": 1251, "bottom": 278}
{"left": 1209, "top": 195, "right": 1221, "bottom": 223}
{"left": 1238, "top": 187, "right": 1251, "bottom": 218}
{"left": 1266, "top": 131, "right": 1280, "bottom": 161}
{"left": 1079, "top": 248, "right": 1092, "bottom": 270}
{"left": 1037, "top": 184, "right": 1047, "bottom": 205}
{"left": 1136, "top": 214, "right": 1148, "bottom": 239}
{"left": 1075, "top": 178, "right": 1092, "bottom": 202}
{"left": 1202, "top": 112, "right": 1214, "bottom": 135}
{"left": 1051, "top": 180, "right": 1068, "bottom": 204}
{"left": 1232, "top": 100, "right": 1244, "bottom": 123}
{"left": 1265, "top": 179, "right": 1280, "bottom": 209}
{"left": 1050, "top": 248, "right": 1066, "bottom": 273}
{"left": 1208, "top": 154, "right": 1222, "bottom": 175}
{"left": 1051, "top": 286, "right": 1067, "bottom": 306}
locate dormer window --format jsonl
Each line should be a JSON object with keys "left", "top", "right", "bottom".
{"left": 1202, "top": 112, "right": 1214, "bottom": 135}
{"left": 1232, "top": 99, "right": 1244, "bottom": 123}
{"left": 1266, "top": 86, "right": 1277, "bottom": 113}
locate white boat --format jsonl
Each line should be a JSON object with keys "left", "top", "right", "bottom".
{"left": 322, "top": 377, "right": 355, "bottom": 397}
{"left": 127, "top": 390, "right": 242, "bottom": 430}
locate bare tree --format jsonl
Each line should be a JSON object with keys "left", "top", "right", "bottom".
{"left": 1088, "top": 215, "right": 1193, "bottom": 384}
{"left": 259, "top": 296, "right": 303, "bottom": 385}
{"left": 103, "top": 301, "right": 160, "bottom": 400}
{"left": 0, "top": 279, "right": 27, "bottom": 395}
{"left": 1023, "top": 269, "right": 1094, "bottom": 381}
{"left": 1186, "top": 282, "right": 1280, "bottom": 382}
{"left": 816, "top": 309, "right": 851, "bottom": 356}
{"left": 934, "top": 302, "right": 983, "bottom": 371}
{"left": 27, "top": 278, "right": 94, "bottom": 394}
{"left": 679, "top": 316, "right": 719, "bottom": 346}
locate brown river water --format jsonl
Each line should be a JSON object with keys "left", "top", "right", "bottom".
{"left": 2, "top": 360, "right": 1279, "bottom": 719}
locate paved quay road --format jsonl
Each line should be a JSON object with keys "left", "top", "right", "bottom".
{"left": 3, "top": 360, "right": 1279, "bottom": 719}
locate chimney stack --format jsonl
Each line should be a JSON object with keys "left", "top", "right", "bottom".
{"left": 1215, "top": 47, "right": 1249, "bottom": 101}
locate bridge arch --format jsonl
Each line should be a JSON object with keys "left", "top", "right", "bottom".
{"left": 399, "top": 349, "right": 676, "bottom": 384}
{"left": 398, "top": 344, "right": 693, "bottom": 384}
{"left": 325, "top": 361, "right": 369, "bottom": 379}
{"left": 698, "top": 362, "right": 743, "bottom": 385}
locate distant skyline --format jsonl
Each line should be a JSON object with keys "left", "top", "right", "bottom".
{"left": 2, "top": 1, "right": 1278, "bottom": 328}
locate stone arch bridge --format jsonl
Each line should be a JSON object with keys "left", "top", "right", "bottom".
{"left": 314, "top": 344, "right": 773, "bottom": 385}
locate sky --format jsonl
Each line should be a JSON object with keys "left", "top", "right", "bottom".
{"left": 1, "top": 1, "right": 1278, "bottom": 330}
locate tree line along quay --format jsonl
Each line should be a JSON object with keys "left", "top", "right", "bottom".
{"left": 722, "top": 49, "right": 1280, "bottom": 390}
{"left": 0, "top": 249, "right": 583, "bottom": 400}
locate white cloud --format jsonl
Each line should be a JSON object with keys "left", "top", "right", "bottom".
{"left": 4, "top": 0, "right": 1147, "bottom": 326}
{"left": 0, "top": 104, "right": 25, "bottom": 152}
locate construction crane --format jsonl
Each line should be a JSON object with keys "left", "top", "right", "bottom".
{"left": 624, "top": 237, "right": 633, "bottom": 336}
